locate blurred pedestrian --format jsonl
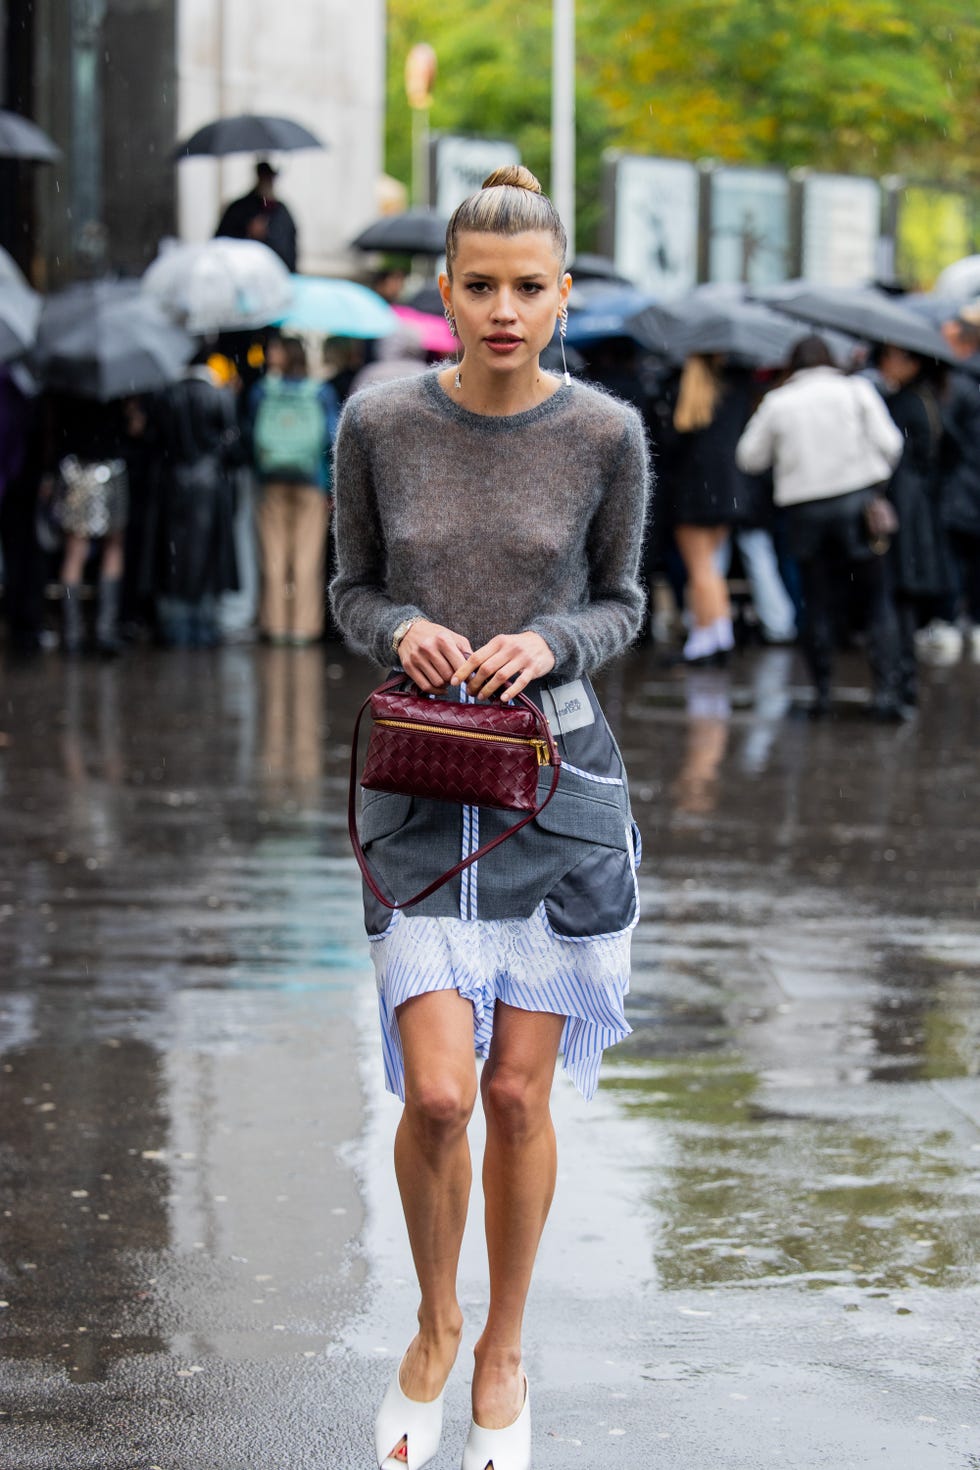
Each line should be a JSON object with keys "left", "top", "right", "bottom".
{"left": 736, "top": 335, "right": 905, "bottom": 718}
{"left": 250, "top": 336, "right": 338, "bottom": 645}
{"left": 659, "top": 354, "right": 752, "bottom": 664}
{"left": 145, "top": 354, "right": 241, "bottom": 648}
{"left": 347, "top": 321, "right": 428, "bottom": 395}
{"left": 215, "top": 160, "right": 297, "bottom": 272}
{"left": 43, "top": 393, "right": 130, "bottom": 656}
{"left": 331, "top": 165, "right": 649, "bottom": 1470}
{"left": 875, "top": 345, "right": 952, "bottom": 706}
{"left": 938, "top": 303, "right": 980, "bottom": 659}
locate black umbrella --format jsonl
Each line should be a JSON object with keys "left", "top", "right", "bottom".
{"left": 351, "top": 209, "right": 450, "bottom": 256}
{"left": 567, "top": 253, "right": 632, "bottom": 285}
{"left": 0, "top": 278, "right": 42, "bottom": 363}
{"left": 35, "top": 280, "right": 196, "bottom": 401}
{"left": 174, "top": 113, "right": 325, "bottom": 159}
{"left": 629, "top": 294, "right": 811, "bottom": 367}
{"left": 406, "top": 283, "right": 445, "bottom": 316}
{"left": 753, "top": 282, "right": 958, "bottom": 365}
{"left": 0, "top": 109, "right": 61, "bottom": 162}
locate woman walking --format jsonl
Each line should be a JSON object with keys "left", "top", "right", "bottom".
{"left": 331, "top": 166, "right": 650, "bottom": 1470}
{"left": 659, "top": 354, "right": 753, "bottom": 664}
{"left": 736, "top": 335, "right": 905, "bottom": 718}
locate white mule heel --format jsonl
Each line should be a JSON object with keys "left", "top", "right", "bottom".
{"left": 460, "top": 1376, "right": 530, "bottom": 1470}
{"left": 374, "top": 1359, "right": 445, "bottom": 1470}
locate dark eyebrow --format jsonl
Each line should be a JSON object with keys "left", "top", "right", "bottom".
{"left": 459, "top": 271, "right": 550, "bottom": 283}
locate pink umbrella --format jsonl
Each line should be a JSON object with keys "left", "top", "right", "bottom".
{"left": 392, "top": 304, "right": 455, "bottom": 354}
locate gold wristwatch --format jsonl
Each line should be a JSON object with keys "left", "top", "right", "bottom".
{"left": 392, "top": 616, "right": 422, "bottom": 656}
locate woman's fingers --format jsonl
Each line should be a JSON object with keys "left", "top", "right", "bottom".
{"left": 453, "top": 633, "right": 556, "bottom": 700}
{"left": 400, "top": 621, "right": 472, "bottom": 691}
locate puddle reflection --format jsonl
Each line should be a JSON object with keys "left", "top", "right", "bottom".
{"left": 596, "top": 647, "right": 980, "bottom": 1302}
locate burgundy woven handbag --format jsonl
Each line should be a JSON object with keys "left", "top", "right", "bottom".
{"left": 348, "top": 675, "right": 561, "bottom": 910}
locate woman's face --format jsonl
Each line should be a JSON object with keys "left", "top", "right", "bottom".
{"left": 440, "top": 231, "right": 571, "bottom": 379}
{"left": 879, "top": 345, "right": 920, "bottom": 387}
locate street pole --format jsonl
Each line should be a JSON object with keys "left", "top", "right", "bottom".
{"left": 552, "top": 0, "right": 575, "bottom": 259}
{"left": 405, "top": 43, "right": 437, "bottom": 209}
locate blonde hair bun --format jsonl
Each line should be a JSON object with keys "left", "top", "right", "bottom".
{"left": 482, "top": 165, "right": 542, "bottom": 195}
{"left": 444, "top": 165, "right": 566, "bottom": 278}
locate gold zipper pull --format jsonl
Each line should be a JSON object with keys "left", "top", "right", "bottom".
{"left": 534, "top": 740, "right": 550, "bottom": 766}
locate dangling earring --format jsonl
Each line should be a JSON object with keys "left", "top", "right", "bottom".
{"left": 558, "top": 305, "right": 572, "bottom": 387}
{"left": 444, "top": 305, "right": 462, "bottom": 389}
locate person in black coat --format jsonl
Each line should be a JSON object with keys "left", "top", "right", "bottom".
{"left": 876, "top": 346, "right": 952, "bottom": 706}
{"left": 144, "top": 361, "right": 241, "bottom": 647}
{"left": 215, "top": 160, "right": 298, "bottom": 272}
{"left": 937, "top": 305, "right": 980, "bottom": 659}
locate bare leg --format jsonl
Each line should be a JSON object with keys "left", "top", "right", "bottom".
{"left": 100, "top": 531, "right": 125, "bottom": 582}
{"left": 60, "top": 533, "right": 90, "bottom": 586}
{"left": 675, "top": 524, "right": 731, "bottom": 627}
{"left": 472, "top": 1003, "right": 565, "bottom": 1430}
{"left": 384, "top": 987, "right": 478, "bottom": 1459}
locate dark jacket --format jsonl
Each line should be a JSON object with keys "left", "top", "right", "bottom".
{"left": 886, "top": 380, "right": 953, "bottom": 596}
{"left": 215, "top": 191, "right": 298, "bottom": 273}
{"left": 657, "top": 367, "right": 758, "bottom": 528}
{"left": 940, "top": 369, "right": 980, "bottom": 537}
{"left": 144, "top": 373, "right": 241, "bottom": 602}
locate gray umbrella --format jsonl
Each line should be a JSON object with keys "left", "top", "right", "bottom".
{"left": 0, "top": 109, "right": 60, "bottom": 162}
{"left": 752, "top": 282, "right": 958, "bottom": 365}
{"left": 35, "top": 280, "right": 196, "bottom": 401}
{"left": 173, "top": 113, "right": 325, "bottom": 159}
{"left": 0, "top": 278, "right": 42, "bottom": 363}
{"left": 629, "top": 294, "right": 809, "bottom": 367}
{"left": 351, "top": 209, "right": 450, "bottom": 256}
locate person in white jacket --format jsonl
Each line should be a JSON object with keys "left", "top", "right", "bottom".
{"left": 736, "top": 335, "right": 906, "bottom": 718}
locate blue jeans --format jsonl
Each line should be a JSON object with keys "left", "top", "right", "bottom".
{"left": 717, "top": 528, "right": 797, "bottom": 641}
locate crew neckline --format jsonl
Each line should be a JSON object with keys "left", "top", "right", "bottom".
{"left": 422, "top": 369, "right": 574, "bottom": 431}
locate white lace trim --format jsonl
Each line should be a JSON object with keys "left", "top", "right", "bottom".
{"left": 371, "top": 906, "right": 632, "bottom": 1102}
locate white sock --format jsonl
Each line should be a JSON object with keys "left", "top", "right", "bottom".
{"left": 683, "top": 623, "right": 718, "bottom": 660}
{"left": 713, "top": 616, "right": 735, "bottom": 651}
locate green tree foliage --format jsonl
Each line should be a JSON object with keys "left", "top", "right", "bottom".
{"left": 386, "top": 0, "right": 979, "bottom": 250}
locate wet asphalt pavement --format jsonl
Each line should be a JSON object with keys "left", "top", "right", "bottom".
{"left": 0, "top": 641, "right": 977, "bottom": 1469}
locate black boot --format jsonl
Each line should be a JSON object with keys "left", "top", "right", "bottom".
{"left": 61, "top": 585, "right": 84, "bottom": 655}
{"left": 95, "top": 577, "right": 122, "bottom": 656}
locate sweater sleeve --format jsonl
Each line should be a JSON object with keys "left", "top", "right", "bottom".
{"left": 524, "top": 407, "right": 651, "bottom": 679}
{"left": 328, "top": 398, "right": 428, "bottom": 665}
{"left": 735, "top": 398, "right": 775, "bottom": 474}
{"left": 854, "top": 377, "right": 905, "bottom": 470}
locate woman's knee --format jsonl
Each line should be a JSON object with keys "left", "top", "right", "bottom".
{"left": 405, "top": 1074, "right": 477, "bottom": 1143}
{"left": 482, "top": 1066, "right": 550, "bottom": 1143}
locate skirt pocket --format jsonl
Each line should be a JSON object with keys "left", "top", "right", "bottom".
{"left": 535, "top": 786, "right": 638, "bottom": 939}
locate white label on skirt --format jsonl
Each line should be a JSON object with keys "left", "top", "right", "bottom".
{"left": 542, "top": 679, "right": 595, "bottom": 735}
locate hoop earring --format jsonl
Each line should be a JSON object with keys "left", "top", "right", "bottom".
{"left": 444, "top": 306, "right": 462, "bottom": 389}
{"left": 558, "top": 305, "right": 572, "bottom": 387}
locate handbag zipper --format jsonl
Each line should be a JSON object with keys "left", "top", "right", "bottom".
{"left": 374, "top": 717, "right": 552, "bottom": 766}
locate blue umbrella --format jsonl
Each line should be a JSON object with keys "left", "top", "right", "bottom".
{"left": 275, "top": 276, "right": 397, "bottom": 339}
{"left": 564, "top": 283, "right": 658, "bottom": 345}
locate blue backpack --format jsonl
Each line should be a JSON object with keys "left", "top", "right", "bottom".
{"left": 253, "top": 378, "right": 326, "bottom": 481}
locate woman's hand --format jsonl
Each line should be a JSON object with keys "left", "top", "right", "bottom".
{"left": 399, "top": 619, "right": 473, "bottom": 693}
{"left": 451, "top": 632, "right": 555, "bottom": 702}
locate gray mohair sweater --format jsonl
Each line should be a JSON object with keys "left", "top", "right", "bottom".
{"left": 329, "top": 371, "right": 651, "bottom": 680}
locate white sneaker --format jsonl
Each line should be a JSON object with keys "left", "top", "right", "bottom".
{"left": 914, "top": 620, "right": 963, "bottom": 664}
{"left": 969, "top": 627, "right": 980, "bottom": 662}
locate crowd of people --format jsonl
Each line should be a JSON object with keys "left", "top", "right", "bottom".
{"left": 596, "top": 297, "right": 980, "bottom": 719}
{"left": 1, "top": 256, "right": 979, "bottom": 723}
